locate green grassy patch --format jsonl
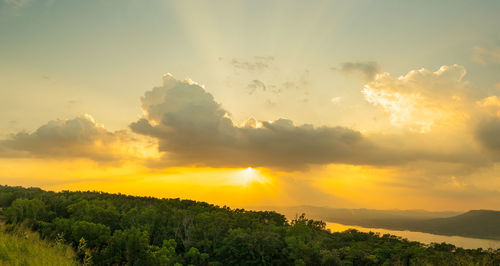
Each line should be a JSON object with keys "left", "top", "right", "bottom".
{"left": 0, "top": 225, "right": 77, "bottom": 266}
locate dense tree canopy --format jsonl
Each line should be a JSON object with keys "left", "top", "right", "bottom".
{"left": 1, "top": 185, "right": 499, "bottom": 265}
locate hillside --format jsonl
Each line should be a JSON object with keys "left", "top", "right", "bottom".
{"left": 0, "top": 226, "right": 76, "bottom": 265}
{"left": 1, "top": 185, "right": 499, "bottom": 265}
{"left": 414, "top": 210, "right": 500, "bottom": 240}
{"left": 266, "top": 205, "right": 458, "bottom": 225}
{"left": 269, "top": 206, "right": 500, "bottom": 240}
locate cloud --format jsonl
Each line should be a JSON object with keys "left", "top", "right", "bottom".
{"left": 129, "top": 74, "right": 490, "bottom": 170}
{"left": 280, "top": 72, "right": 309, "bottom": 91}
{"left": 2, "top": 70, "right": 495, "bottom": 174}
{"left": 361, "top": 64, "right": 500, "bottom": 167}
{"left": 245, "top": 78, "right": 305, "bottom": 96}
{"left": 0, "top": 115, "right": 134, "bottom": 163}
{"left": 130, "top": 74, "right": 408, "bottom": 170}
{"left": 247, "top": 80, "right": 266, "bottom": 95}
{"left": 475, "top": 96, "right": 500, "bottom": 159}
{"left": 225, "top": 56, "right": 274, "bottom": 72}
{"left": 472, "top": 46, "right": 500, "bottom": 65}
{"left": 361, "top": 64, "right": 500, "bottom": 158}
{"left": 475, "top": 118, "right": 500, "bottom": 155}
{"left": 337, "top": 61, "right": 381, "bottom": 81}
{"left": 265, "top": 70, "right": 310, "bottom": 94}
{"left": 362, "top": 64, "right": 469, "bottom": 132}
{"left": 477, "top": 95, "right": 500, "bottom": 117}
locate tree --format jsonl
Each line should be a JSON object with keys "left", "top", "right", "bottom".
{"left": 4, "top": 198, "right": 46, "bottom": 223}
{"left": 71, "top": 221, "right": 111, "bottom": 250}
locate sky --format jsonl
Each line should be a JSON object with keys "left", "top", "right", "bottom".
{"left": 1, "top": 0, "right": 500, "bottom": 211}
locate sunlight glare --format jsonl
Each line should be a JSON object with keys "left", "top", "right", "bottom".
{"left": 234, "top": 167, "right": 265, "bottom": 185}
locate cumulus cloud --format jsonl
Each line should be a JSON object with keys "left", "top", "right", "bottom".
{"left": 0, "top": 115, "right": 133, "bottom": 162}
{"left": 129, "top": 74, "right": 490, "bottom": 170}
{"left": 4, "top": 69, "right": 496, "bottom": 173}
{"left": 337, "top": 61, "right": 381, "bottom": 81}
{"left": 362, "top": 64, "right": 469, "bottom": 132}
{"left": 472, "top": 46, "right": 500, "bottom": 65}
{"left": 361, "top": 64, "right": 500, "bottom": 166}
{"left": 130, "top": 74, "right": 410, "bottom": 170}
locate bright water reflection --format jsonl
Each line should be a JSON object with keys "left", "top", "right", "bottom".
{"left": 326, "top": 222, "right": 500, "bottom": 250}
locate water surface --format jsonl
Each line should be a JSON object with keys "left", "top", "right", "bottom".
{"left": 326, "top": 222, "right": 500, "bottom": 250}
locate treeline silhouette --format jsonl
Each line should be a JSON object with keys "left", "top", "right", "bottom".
{"left": 1, "top": 185, "right": 499, "bottom": 265}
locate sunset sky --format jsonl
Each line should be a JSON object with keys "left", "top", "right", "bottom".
{"left": 1, "top": 0, "right": 500, "bottom": 211}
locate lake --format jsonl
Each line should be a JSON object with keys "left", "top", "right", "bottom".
{"left": 326, "top": 222, "right": 500, "bottom": 250}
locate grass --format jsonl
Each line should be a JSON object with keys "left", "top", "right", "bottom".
{"left": 0, "top": 224, "right": 77, "bottom": 266}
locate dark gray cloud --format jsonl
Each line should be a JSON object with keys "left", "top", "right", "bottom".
{"left": 0, "top": 115, "right": 129, "bottom": 162}
{"left": 130, "top": 74, "right": 483, "bottom": 170}
{"left": 130, "top": 75, "right": 386, "bottom": 170}
{"left": 336, "top": 61, "right": 381, "bottom": 81}
{"left": 475, "top": 116, "right": 500, "bottom": 159}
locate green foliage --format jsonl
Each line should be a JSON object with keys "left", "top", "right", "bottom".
{"left": 71, "top": 220, "right": 111, "bottom": 249}
{"left": 4, "top": 198, "right": 46, "bottom": 223}
{"left": 1, "top": 185, "right": 499, "bottom": 266}
{"left": 77, "top": 237, "right": 93, "bottom": 266}
{"left": 150, "top": 239, "right": 177, "bottom": 265}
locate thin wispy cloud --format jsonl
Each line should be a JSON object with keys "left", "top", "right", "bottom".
{"left": 335, "top": 61, "right": 381, "bottom": 81}
{"left": 472, "top": 46, "right": 500, "bottom": 65}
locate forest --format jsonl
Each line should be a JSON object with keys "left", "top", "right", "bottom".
{"left": 1, "top": 185, "right": 499, "bottom": 266}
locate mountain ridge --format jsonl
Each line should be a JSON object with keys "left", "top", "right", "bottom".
{"left": 261, "top": 206, "right": 500, "bottom": 240}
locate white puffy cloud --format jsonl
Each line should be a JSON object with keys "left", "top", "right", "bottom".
{"left": 362, "top": 65, "right": 469, "bottom": 132}
{"left": 361, "top": 64, "right": 500, "bottom": 163}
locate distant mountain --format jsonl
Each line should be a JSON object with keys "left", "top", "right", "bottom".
{"left": 412, "top": 210, "right": 500, "bottom": 240}
{"left": 261, "top": 206, "right": 500, "bottom": 240}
